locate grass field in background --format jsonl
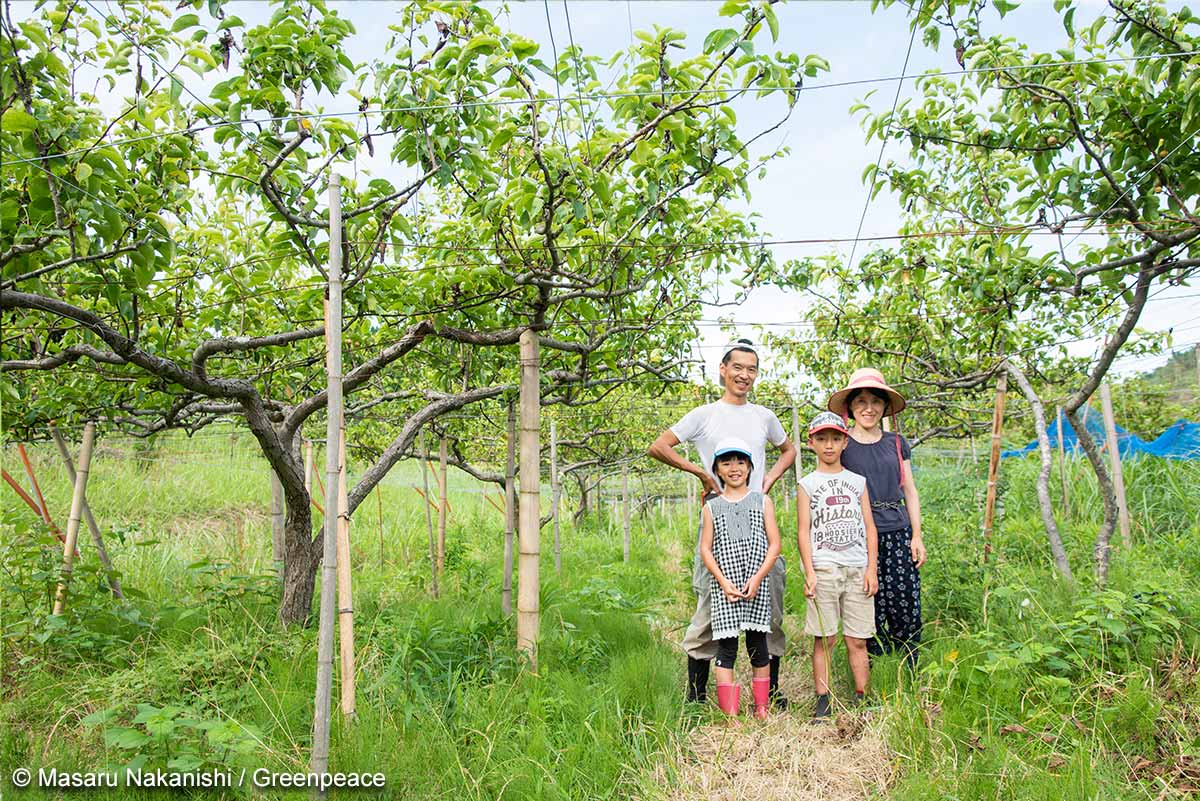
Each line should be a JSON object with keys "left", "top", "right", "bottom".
{"left": 2, "top": 431, "right": 1198, "bottom": 799}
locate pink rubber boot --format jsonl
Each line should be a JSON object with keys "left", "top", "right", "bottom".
{"left": 716, "top": 683, "right": 741, "bottom": 717}
{"left": 752, "top": 677, "right": 771, "bottom": 720}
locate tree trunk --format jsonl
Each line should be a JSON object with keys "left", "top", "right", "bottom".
{"left": 1066, "top": 407, "right": 1118, "bottom": 586}
{"left": 278, "top": 489, "right": 319, "bottom": 625}
{"left": 573, "top": 474, "right": 589, "bottom": 526}
{"left": 1004, "top": 361, "right": 1074, "bottom": 584}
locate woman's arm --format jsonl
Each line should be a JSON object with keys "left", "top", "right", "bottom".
{"left": 861, "top": 486, "right": 879, "bottom": 596}
{"left": 901, "top": 458, "right": 926, "bottom": 567}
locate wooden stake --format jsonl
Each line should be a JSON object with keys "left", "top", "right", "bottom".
{"left": 501, "top": 401, "right": 516, "bottom": 616}
{"left": 336, "top": 421, "right": 355, "bottom": 718}
{"left": 270, "top": 466, "right": 285, "bottom": 573}
{"left": 622, "top": 462, "right": 631, "bottom": 563}
{"left": 376, "top": 485, "right": 384, "bottom": 569}
{"left": 437, "top": 436, "right": 448, "bottom": 577}
{"left": 53, "top": 421, "right": 95, "bottom": 615}
{"left": 551, "top": 419, "right": 561, "bottom": 576}
{"left": 420, "top": 434, "right": 439, "bottom": 599}
{"left": 981, "top": 372, "right": 1008, "bottom": 563}
{"left": 516, "top": 330, "right": 540, "bottom": 667}
{"left": 311, "top": 173, "right": 343, "bottom": 789}
{"left": 48, "top": 425, "right": 117, "bottom": 595}
{"left": 1099, "top": 383, "right": 1132, "bottom": 547}
{"left": 17, "top": 444, "right": 51, "bottom": 525}
{"left": 792, "top": 403, "right": 802, "bottom": 519}
{"left": 1056, "top": 406, "right": 1069, "bottom": 519}
{"left": 304, "top": 439, "right": 314, "bottom": 496}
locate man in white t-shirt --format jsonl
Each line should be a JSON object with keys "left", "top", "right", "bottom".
{"left": 647, "top": 339, "right": 796, "bottom": 707}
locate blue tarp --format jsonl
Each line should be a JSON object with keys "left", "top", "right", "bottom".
{"left": 1001, "top": 410, "right": 1200, "bottom": 461}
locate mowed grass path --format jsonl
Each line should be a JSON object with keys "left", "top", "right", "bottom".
{"left": 3, "top": 431, "right": 1199, "bottom": 799}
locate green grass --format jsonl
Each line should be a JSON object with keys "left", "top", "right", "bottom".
{"left": 3, "top": 434, "right": 1199, "bottom": 799}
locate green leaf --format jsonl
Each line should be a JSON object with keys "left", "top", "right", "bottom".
{"left": 703, "top": 28, "right": 740, "bottom": 54}
{"left": 170, "top": 77, "right": 183, "bottom": 104}
{"left": 172, "top": 13, "right": 199, "bottom": 32}
{"left": 74, "top": 162, "right": 93, "bottom": 182}
{"left": 2, "top": 107, "right": 37, "bottom": 132}
{"left": 993, "top": 0, "right": 1019, "bottom": 18}
{"left": 718, "top": 0, "right": 748, "bottom": 17}
{"left": 105, "top": 728, "right": 150, "bottom": 749}
{"left": 763, "top": 4, "right": 779, "bottom": 42}
{"left": 464, "top": 35, "right": 500, "bottom": 56}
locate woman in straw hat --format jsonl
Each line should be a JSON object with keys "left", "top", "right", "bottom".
{"left": 828, "top": 368, "right": 926, "bottom": 667}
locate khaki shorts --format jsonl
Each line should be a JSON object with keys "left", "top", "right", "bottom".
{"left": 803, "top": 564, "right": 875, "bottom": 639}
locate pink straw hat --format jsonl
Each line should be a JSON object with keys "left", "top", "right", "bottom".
{"left": 827, "top": 368, "right": 907, "bottom": 417}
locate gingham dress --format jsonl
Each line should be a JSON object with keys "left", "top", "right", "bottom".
{"left": 707, "top": 492, "right": 772, "bottom": 641}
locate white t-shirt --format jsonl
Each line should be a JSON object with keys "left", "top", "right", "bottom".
{"left": 670, "top": 400, "right": 787, "bottom": 493}
{"left": 799, "top": 469, "right": 869, "bottom": 567}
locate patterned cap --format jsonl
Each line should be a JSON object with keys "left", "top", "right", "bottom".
{"left": 808, "top": 411, "right": 849, "bottom": 436}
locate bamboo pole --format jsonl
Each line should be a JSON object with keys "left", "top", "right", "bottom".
{"left": 981, "top": 372, "right": 1008, "bottom": 563}
{"left": 516, "top": 330, "right": 541, "bottom": 667}
{"left": 336, "top": 421, "right": 355, "bottom": 718}
{"left": 48, "top": 426, "right": 112, "bottom": 590}
{"left": 420, "top": 434, "right": 439, "bottom": 599}
{"left": 792, "top": 403, "right": 802, "bottom": 515}
{"left": 376, "top": 485, "right": 384, "bottom": 569}
{"left": 270, "top": 467, "right": 285, "bottom": 573}
{"left": 622, "top": 462, "right": 631, "bottom": 563}
{"left": 501, "top": 401, "right": 516, "bottom": 616}
{"left": 551, "top": 419, "right": 561, "bottom": 575}
{"left": 311, "top": 172, "right": 343, "bottom": 789}
{"left": 53, "top": 421, "right": 95, "bottom": 615}
{"left": 304, "top": 439, "right": 314, "bottom": 496}
{"left": 17, "top": 444, "right": 51, "bottom": 524}
{"left": 437, "top": 435, "right": 448, "bottom": 577}
{"left": 1099, "top": 383, "right": 1132, "bottom": 547}
{"left": 49, "top": 429, "right": 103, "bottom": 565}
{"left": 1056, "top": 406, "right": 1070, "bottom": 519}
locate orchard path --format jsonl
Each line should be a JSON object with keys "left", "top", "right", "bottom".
{"left": 647, "top": 529, "right": 894, "bottom": 801}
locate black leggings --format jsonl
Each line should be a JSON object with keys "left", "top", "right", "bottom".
{"left": 714, "top": 630, "right": 769, "bottom": 669}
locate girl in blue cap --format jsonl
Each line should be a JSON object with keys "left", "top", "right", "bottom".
{"left": 699, "top": 437, "right": 782, "bottom": 720}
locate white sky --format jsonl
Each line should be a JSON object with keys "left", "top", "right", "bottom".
{"left": 15, "top": 0, "right": 1199, "bottom": 387}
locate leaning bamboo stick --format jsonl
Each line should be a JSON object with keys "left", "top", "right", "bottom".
{"left": 270, "top": 468, "right": 285, "bottom": 572}
{"left": 982, "top": 372, "right": 1008, "bottom": 563}
{"left": 1099, "top": 383, "right": 1132, "bottom": 546}
{"left": 437, "top": 435, "right": 448, "bottom": 578}
{"left": 1056, "top": 406, "right": 1070, "bottom": 519}
{"left": 421, "top": 434, "right": 439, "bottom": 599}
{"left": 501, "top": 402, "right": 516, "bottom": 616}
{"left": 622, "top": 463, "right": 631, "bottom": 563}
{"left": 550, "top": 419, "right": 561, "bottom": 575}
{"left": 17, "top": 444, "right": 52, "bottom": 525}
{"left": 53, "top": 421, "right": 96, "bottom": 615}
{"left": 376, "top": 485, "right": 384, "bottom": 569}
{"left": 335, "top": 422, "right": 355, "bottom": 718}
